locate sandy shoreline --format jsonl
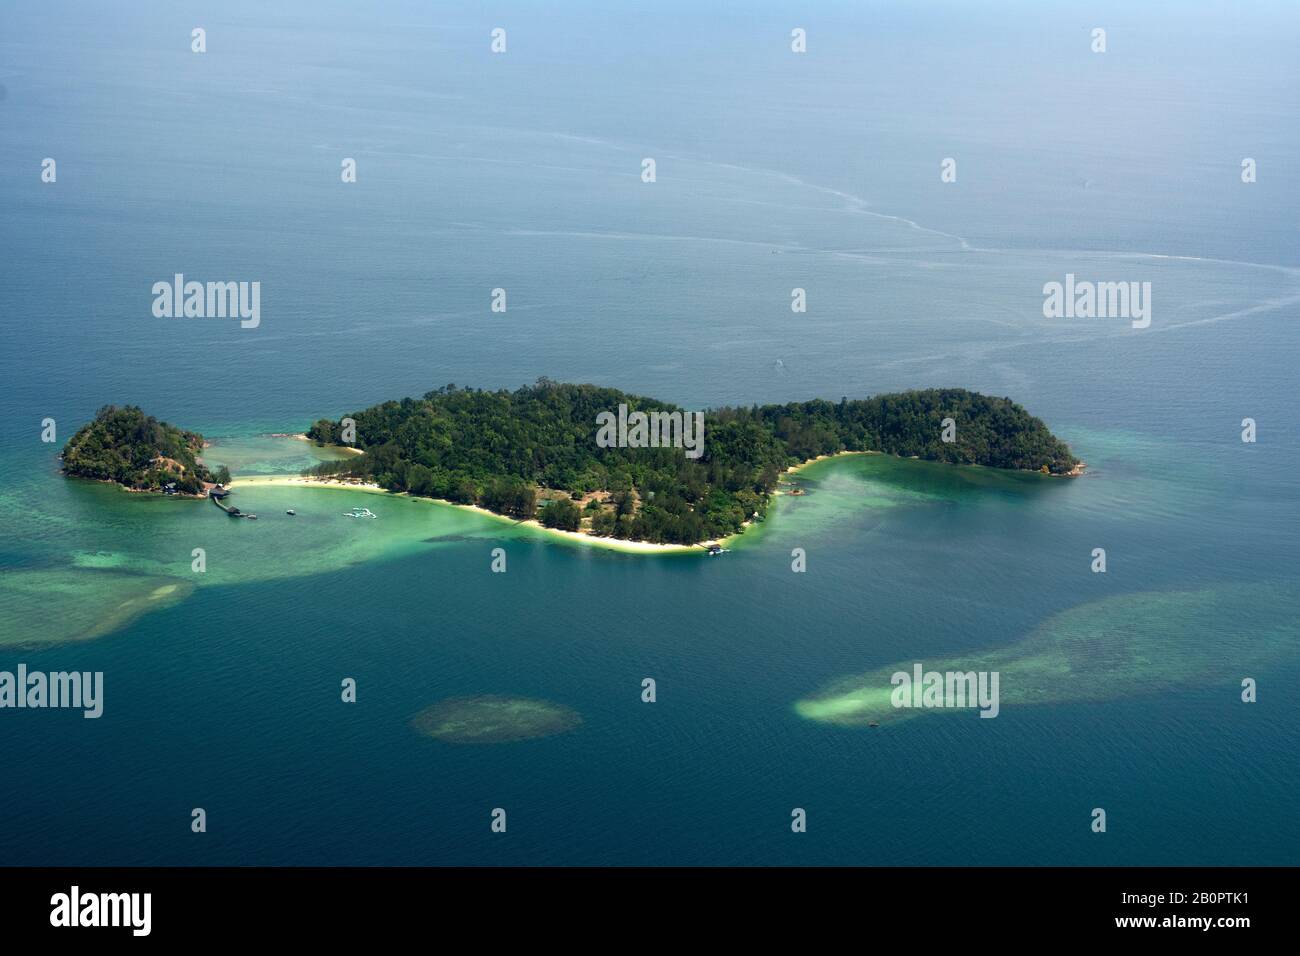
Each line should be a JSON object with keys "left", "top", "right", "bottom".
{"left": 268, "top": 433, "right": 366, "bottom": 456}
{"left": 227, "top": 475, "right": 703, "bottom": 554}
{"left": 783, "top": 450, "right": 874, "bottom": 477}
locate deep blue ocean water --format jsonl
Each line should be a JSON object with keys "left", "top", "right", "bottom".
{"left": 1, "top": 1, "right": 1297, "bottom": 865}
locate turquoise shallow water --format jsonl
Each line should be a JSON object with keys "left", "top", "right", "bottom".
{"left": 1, "top": 1, "right": 1298, "bottom": 865}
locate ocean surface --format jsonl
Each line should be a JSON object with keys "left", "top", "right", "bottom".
{"left": 1, "top": 0, "right": 1297, "bottom": 865}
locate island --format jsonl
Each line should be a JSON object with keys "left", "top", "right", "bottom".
{"left": 61, "top": 405, "right": 230, "bottom": 496}
{"left": 300, "top": 381, "right": 1081, "bottom": 545}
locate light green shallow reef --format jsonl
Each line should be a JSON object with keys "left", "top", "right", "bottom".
{"left": 410, "top": 696, "right": 584, "bottom": 744}
{"left": 795, "top": 582, "right": 1298, "bottom": 726}
{"left": 0, "top": 436, "right": 524, "bottom": 647}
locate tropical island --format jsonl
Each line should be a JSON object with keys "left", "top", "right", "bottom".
{"left": 61, "top": 405, "right": 230, "bottom": 496}
{"left": 298, "top": 381, "right": 1081, "bottom": 545}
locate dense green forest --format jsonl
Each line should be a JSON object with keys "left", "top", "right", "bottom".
{"left": 305, "top": 381, "right": 1080, "bottom": 544}
{"left": 61, "top": 405, "right": 229, "bottom": 494}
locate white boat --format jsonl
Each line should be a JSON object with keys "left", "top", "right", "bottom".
{"left": 343, "top": 507, "right": 377, "bottom": 519}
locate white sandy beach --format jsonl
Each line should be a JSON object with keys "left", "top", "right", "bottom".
{"left": 227, "top": 475, "right": 704, "bottom": 554}
{"left": 272, "top": 434, "right": 366, "bottom": 455}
